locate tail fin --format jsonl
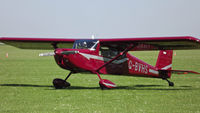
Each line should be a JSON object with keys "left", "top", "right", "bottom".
{"left": 156, "top": 50, "right": 173, "bottom": 70}
{"left": 156, "top": 50, "right": 200, "bottom": 79}
{"left": 156, "top": 50, "right": 173, "bottom": 78}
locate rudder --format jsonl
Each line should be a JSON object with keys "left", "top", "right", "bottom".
{"left": 156, "top": 50, "right": 173, "bottom": 78}
{"left": 156, "top": 50, "right": 173, "bottom": 70}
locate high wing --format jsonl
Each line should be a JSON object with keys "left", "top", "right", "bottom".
{"left": 0, "top": 37, "right": 77, "bottom": 49}
{"left": 99, "top": 36, "right": 200, "bottom": 51}
{"left": 0, "top": 36, "right": 200, "bottom": 50}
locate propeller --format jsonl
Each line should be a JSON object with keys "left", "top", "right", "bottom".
{"left": 39, "top": 52, "right": 55, "bottom": 56}
{"left": 39, "top": 50, "right": 79, "bottom": 56}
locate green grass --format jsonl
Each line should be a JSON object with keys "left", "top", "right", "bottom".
{"left": 0, "top": 45, "right": 200, "bottom": 113}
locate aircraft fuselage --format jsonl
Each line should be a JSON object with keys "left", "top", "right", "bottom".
{"left": 54, "top": 48, "right": 164, "bottom": 78}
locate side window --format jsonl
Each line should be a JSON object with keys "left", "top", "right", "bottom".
{"left": 100, "top": 46, "right": 122, "bottom": 58}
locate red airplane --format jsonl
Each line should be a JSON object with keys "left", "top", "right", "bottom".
{"left": 1, "top": 36, "right": 200, "bottom": 89}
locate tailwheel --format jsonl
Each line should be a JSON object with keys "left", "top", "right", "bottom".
{"left": 99, "top": 79, "right": 117, "bottom": 90}
{"left": 53, "top": 78, "right": 70, "bottom": 89}
{"left": 166, "top": 79, "right": 174, "bottom": 87}
{"left": 168, "top": 81, "right": 174, "bottom": 87}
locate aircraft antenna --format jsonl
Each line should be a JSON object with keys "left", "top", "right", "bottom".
{"left": 91, "top": 35, "right": 95, "bottom": 40}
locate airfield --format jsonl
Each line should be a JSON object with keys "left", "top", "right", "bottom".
{"left": 0, "top": 44, "right": 200, "bottom": 113}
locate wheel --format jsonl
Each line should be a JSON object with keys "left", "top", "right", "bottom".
{"left": 53, "top": 78, "right": 70, "bottom": 89}
{"left": 99, "top": 83, "right": 109, "bottom": 90}
{"left": 169, "top": 82, "right": 174, "bottom": 87}
{"left": 99, "top": 79, "right": 116, "bottom": 90}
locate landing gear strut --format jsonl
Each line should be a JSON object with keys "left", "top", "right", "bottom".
{"left": 53, "top": 72, "right": 72, "bottom": 89}
{"left": 94, "top": 47, "right": 133, "bottom": 89}
{"left": 95, "top": 72, "right": 116, "bottom": 90}
{"left": 165, "top": 79, "right": 174, "bottom": 87}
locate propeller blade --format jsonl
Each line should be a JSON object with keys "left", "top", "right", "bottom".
{"left": 39, "top": 52, "right": 55, "bottom": 56}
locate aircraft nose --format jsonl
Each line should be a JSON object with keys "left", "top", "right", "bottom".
{"left": 61, "top": 51, "right": 79, "bottom": 55}
{"left": 54, "top": 49, "right": 63, "bottom": 56}
{"left": 55, "top": 49, "right": 79, "bottom": 56}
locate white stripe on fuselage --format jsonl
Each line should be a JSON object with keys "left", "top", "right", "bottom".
{"left": 161, "top": 64, "right": 172, "bottom": 70}
{"left": 79, "top": 53, "right": 128, "bottom": 64}
{"left": 149, "top": 69, "right": 159, "bottom": 75}
{"left": 148, "top": 64, "right": 172, "bottom": 75}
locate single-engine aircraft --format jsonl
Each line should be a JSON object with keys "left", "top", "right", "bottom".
{"left": 1, "top": 36, "right": 200, "bottom": 89}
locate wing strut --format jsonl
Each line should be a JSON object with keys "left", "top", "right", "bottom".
{"left": 96, "top": 46, "right": 133, "bottom": 72}
{"left": 94, "top": 46, "right": 134, "bottom": 89}
{"left": 51, "top": 42, "right": 58, "bottom": 49}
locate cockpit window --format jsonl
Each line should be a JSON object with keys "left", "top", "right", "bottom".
{"left": 100, "top": 46, "right": 119, "bottom": 58}
{"left": 73, "top": 40, "right": 99, "bottom": 50}
{"left": 100, "top": 46, "right": 126, "bottom": 59}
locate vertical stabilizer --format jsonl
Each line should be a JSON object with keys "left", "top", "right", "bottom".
{"left": 156, "top": 50, "right": 173, "bottom": 78}
{"left": 156, "top": 50, "right": 173, "bottom": 70}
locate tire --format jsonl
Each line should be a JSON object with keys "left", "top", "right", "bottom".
{"left": 169, "top": 82, "right": 174, "bottom": 87}
{"left": 53, "top": 78, "right": 70, "bottom": 89}
{"left": 99, "top": 83, "right": 109, "bottom": 90}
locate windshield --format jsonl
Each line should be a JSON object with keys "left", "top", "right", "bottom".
{"left": 73, "top": 40, "right": 99, "bottom": 50}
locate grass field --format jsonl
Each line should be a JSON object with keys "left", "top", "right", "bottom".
{"left": 0, "top": 45, "right": 200, "bottom": 113}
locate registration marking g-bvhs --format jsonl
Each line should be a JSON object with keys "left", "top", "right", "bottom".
{"left": 128, "top": 60, "right": 148, "bottom": 74}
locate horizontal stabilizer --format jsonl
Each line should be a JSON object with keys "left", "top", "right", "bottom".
{"left": 159, "top": 70, "right": 200, "bottom": 75}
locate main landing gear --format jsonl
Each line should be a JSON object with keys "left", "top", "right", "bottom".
{"left": 165, "top": 79, "right": 174, "bottom": 87}
{"left": 95, "top": 72, "right": 117, "bottom": 90}
{"left": 53, "top": 72, "right": 72, "bottom": 89}
{"left": 94, "top": 48, "right": 132, "bottom": 90}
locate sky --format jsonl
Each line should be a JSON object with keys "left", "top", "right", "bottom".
{"left": 0, "top": 0, "right": 200, "bottom": 39}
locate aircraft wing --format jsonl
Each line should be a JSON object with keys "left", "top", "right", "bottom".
{"left": 1, "top": 36, "right": 200, "bottom": 50}
{"left": 99, "top": 36, "right": 200, "bottom": 51}
{"left": 0, "top": 37, "right": 76, "bottom": 49}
